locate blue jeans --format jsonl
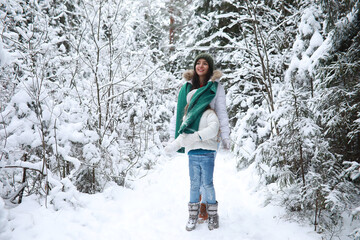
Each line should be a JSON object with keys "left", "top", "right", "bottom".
{"left": 188, "top": 152, "right": 216, "bottom": 204}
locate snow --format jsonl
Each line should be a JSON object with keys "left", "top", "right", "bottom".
{"left": 299, "top": 7, "right": 321, "bottom": 38}
{"left": 307, "top": 31, "right": 323, "bottom": 53}
{"left": 6, "top": 151, "right": 320, "bottom": 240}
{"left": 214, "top": 12, "right": 239, "bottom": 19}
{"left": 0, "top": 42, "right": 11, "bottom": 66}
{"left": 0, "top": 198, "right": 9, "bottom": 235}
{"left": 285, "top": 5, "right": 324, "bottom": 85}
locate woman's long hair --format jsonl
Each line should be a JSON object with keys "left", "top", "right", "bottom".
{"left": 191, "top": 61, "right": 213, "bottom": 90}
{"left": 184, "top": 103, "right": 211, "bottom": 117}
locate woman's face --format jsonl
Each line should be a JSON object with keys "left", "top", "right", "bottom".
{"left": 195, "top": 58, "right": 209, "bottom": 77}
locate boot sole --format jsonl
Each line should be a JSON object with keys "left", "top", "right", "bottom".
{"left": 208, "top": 225, "right": 219, "bottom": 231}
{"left": 186, "top": 226, "right": 196, "bottom": 231}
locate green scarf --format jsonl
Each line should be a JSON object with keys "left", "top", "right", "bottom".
{"left": 175, "top": 81, "right": 218, "bottom": 153}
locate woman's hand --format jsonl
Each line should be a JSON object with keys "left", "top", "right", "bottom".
{"left": 181, "top": 132, "right": 201, "bottom": 148}
{"left": 164, "top": 135, "right": 184, "bottom": 153}
{"left": 222, "top": 138, "right": 230, "bottom": 150}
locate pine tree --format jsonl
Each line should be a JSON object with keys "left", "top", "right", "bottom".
{"left": 311, "top": 2, "right": 360, "bottom": 235}
{"left": 254, "top": 3, "right": 360, "bottom": 234}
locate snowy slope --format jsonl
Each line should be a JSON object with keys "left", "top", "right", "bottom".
{"left": 6, "top": 152, "right": 320, "bottom": 240}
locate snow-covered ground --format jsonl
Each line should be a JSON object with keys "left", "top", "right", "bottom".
{"left": 5, "top": 152, "right": 320, "bottom": 240}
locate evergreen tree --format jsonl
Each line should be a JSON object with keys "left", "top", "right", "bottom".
{"left": 311, "top": 2, "right": 360, "bottom": 235}
{"left": 313, "top": 2, "right": 360, "bottom": 164}
{"left": 254, "top": 3, "right": 360, "bottom": 234}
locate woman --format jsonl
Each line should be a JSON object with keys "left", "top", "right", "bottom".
{"left": 169, "top": 53, "right": 230, "bottom": 231}
{"left": 165, "top": 88, "right": 220, "bottom": 231}
{"left": 171, "top": 53, "right": 230, "bottom": 150}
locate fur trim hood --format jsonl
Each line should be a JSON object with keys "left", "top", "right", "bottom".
{"left": 182, "top": 70, "right": 222, "bottom": 82}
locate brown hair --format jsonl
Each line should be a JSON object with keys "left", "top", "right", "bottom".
{"left": 183, "top": 103, "right": 211, "bottom": 117}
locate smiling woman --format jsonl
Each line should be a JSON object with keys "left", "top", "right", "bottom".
{"left": 191, "top": 53, "right": 215, "bottom": 89}
{"left": 195, "top": 59, "right": 209, "bottom": 84}
{"left": 166, "top": 53, "right": 231, "bottom": 231}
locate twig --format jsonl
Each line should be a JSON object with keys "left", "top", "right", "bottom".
{"left": 0, "top": 165, "right": 47, "bottom": 176}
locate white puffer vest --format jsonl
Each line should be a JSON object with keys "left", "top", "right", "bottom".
{"left": 185, "top": 109, "right": 220, "bottom": 153}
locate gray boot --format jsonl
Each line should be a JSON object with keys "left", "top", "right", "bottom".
{"left": 207, "top": 202, "right": 219, "bottom": 230}
{"left": 186, "top": 202, "right": 200, "bottom": 231}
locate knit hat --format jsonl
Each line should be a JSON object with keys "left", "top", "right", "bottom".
{"left": 193, "top": 53, "right": 214, "bottom": 73}
{"left": 186, "top": 89, "right": 197, "bottom": 103}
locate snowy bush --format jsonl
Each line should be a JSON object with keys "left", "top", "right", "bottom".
{"left": 49, "top": 178, "right": 82, "bottom": 211}
{"left": 0, "top": 0, "right": 175, "bottom": 203}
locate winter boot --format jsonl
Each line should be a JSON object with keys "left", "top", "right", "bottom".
{"left": 198, "top": 203, "right": 208, "bottom": 223}
{"left": 186, "top": 202, "right": 200, "bottom": 231}
{"left": 207, "top": 202, "right": 219, "bottom": 230}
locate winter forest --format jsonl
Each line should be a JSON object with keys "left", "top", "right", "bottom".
{"left": 0, "top": 0, "right": 360, "bottom": 239}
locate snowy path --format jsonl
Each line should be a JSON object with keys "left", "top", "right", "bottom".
{"left": 7, "top": 152, "right": 320, "bottom": 240}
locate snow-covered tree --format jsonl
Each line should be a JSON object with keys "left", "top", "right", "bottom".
{"left": 311, "top": 1, "right": 360, "bottom": 236}
{"left": 0, "top": 0, "right": 174, "bottom": 199}
{"left": 0, "top": 0, "right": 80, "bottom": 201}
{"left": 253, "top": 2, "right": 360, "bottom": 235}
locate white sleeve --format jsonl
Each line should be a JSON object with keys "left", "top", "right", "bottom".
{"left": 214, "top": 84, "right": 230, "bottom": 141}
